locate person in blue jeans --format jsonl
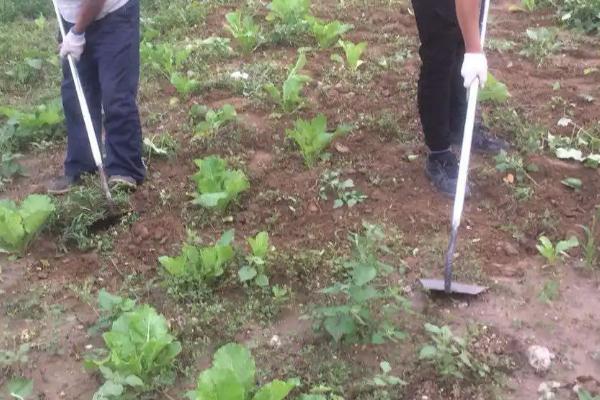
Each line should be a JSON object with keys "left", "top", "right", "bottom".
{"left": 412, "top": 0, "right": 508, "bottom": 196}
{"left": 47, "top": 0, "right": 145, "bottom": 194}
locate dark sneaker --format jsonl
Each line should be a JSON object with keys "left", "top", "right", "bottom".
{"left": 452, "top": 121, "right": 510, "bottom": 154}
{"left": 46, "top": 175, "right": 79, "bottom": 195}
{"left": 108, "top": 175, "right": 137, "bottom": 190}
{"left": 425, "top": 151, "right": 471, "bottom": 198}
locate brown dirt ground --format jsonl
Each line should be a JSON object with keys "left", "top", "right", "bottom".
{"left": 1, "top": 0, "right": 600, "bottom": 399}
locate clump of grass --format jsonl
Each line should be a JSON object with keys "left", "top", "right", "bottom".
{"left": 50, "top": 178, "right": 131, "bottom": 250}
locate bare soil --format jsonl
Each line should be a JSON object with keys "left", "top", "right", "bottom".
{"left": 1, "top": 0, "right": 599, "bottom": 399}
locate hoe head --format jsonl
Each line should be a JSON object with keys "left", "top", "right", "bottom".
{"left": 419, "top": 279, "right": 488, "bottom": 296}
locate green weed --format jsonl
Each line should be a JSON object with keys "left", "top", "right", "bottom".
{"left": 319, "top": 170, "right": 367, "bottom": 209}
{"left": 311, "top": 223, "right": 409, "bottom": 344}
{"left": 519, "top": 27, "right": 562, "bottom": 61}
{"left": 419, "top": 323, "right": 490, "bottom": 381}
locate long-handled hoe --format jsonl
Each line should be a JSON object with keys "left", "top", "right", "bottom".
{"left": 420, "top": 0, "right": 491, "bottom": 296}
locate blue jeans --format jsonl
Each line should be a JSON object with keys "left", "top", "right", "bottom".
{"left": 61, "top": 0, "right": 145, "bottom": 182}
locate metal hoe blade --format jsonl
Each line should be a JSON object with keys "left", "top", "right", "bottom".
{"left": 419, "top": 279, "right": 488, "bottom": 296}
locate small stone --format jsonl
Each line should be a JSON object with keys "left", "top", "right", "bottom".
{"left": 269, "top": 335, "right": 282, "bottom": 349}
{"left": 502, "top": 242, "right": 519, "bottom": 256}
{"left": 528, "top": 345, "right": 554, "bottom": 373}
{"left": 458, "top": 302, "right": 469, "bottom": 309}
{"left": 308, "top": 203, "right": 318, "bottom": 213}
{"left": 85, "top": 344, "right": 93, "bottom": 350}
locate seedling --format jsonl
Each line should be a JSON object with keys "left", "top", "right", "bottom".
{"left": 266, "top": 0, "right": 310, "bottom": 26}
{"left": 319, "top": 170, "right": 367, "bottom": 209}
{"left": 191, "top": 156, "right": 250, "bottom": 212}
{"left": 0, "top": 99, "right": 64, "bottom": 151}
{"left": 369, "top": 361, "right": 406, "bottom": 387}
{"left": 140, "top": 41, "right": 191, "bottom": 77}
{"left": 536, "top": 235, "right": 579, "bottom": 265}
{"left": 239, "top": 231, "right": 272, "bottom": 287}
{"left": 187, "top": 343, "right": 298, "bottom": 400}
{"left": 286, "top": 114, "right": 351, "bottom": 167}
{"left": 494, "top": 150, "right": 539, "bottom": 185}
{"left": 194, "top": 104, "right": 237, "bottom": 137}
{"left": 224, "top": 11, "right": 264, "bottom": 54}
{"left": 159, "top": 230, "right": 235, "bottom": 284}
{"left": 0, "top": 194, "right": 55, "bottom": 254}
{"left": 264, "top": 53, "right": 311, "bottom": 112}
{"left": 85, "top": 305, "right": 182, "bottom": 398}
{"left": 308, "top": 17, "right": 353, "bottom": 48}
{"left": 419, "top": 323, "right": 490, "bottom": 380}
{"left": 478, "top": 72, "right": 510, "bottom": 104}
{"left": 334, "top": 40, "right": 367, "bottom": 72}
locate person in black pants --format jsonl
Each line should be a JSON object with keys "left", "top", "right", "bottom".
{"left": 412, "top": 0, "right": 508, "bottom": 196}
{"left": 47, "top": 0, "right": 145, "bottom": 194}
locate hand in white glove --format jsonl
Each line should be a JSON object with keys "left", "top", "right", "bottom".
{"left": 461, "top": 53, "right": 488, "bottom": 88}
{"left": 60, "top": 28, "right": 86, "bottom": 61}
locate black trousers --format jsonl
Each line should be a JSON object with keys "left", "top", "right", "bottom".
{"left": 412, "top": 0, "right": 468, "bottom": 152}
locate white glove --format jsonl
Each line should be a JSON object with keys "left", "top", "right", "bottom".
{"left": 60, "top": 28, "right": 86, "bottom": 61}
{"left": 461, "top": 53, "right": 488, "bottom": 88}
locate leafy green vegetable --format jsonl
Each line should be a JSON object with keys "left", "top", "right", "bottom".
{"left": 86, "top": 305, "right": 181, "bottom": 398}
{"left": 266, "top": 0, "right": 310, "bottom": 25}
{"left": 478, "top": 72, "right": 510, "bottom": 103}
{"left": 225, "top": 11, "right": 263, "bottom": 54}
{"left": 264, "top": 53, "right": 312, "bottom": 112}
{"left": 239, "top": 231, "right": 272, "bottom": 287}
{"left": 557, "top": 0, "right": 600, "bottom": 33}
{"left": 191, "top": 156, "right": 250, "bottom": 212}
{"left": 536, "top": 235, "right": 579, "bottom": 265}
{"left": 308, "top": 17, "right": 353, "bottom": 48}
{"left": 286, "top": 114, "right": 351, "bottom": 167}
{"left": 140, "top": 42, "right": 191, "bottom": 77}
{"left": 0, "top": 194, "right": 55, "bottom": 254}
{"left": 337, "top": 40, "right": 367, "bottom": 72}
{"left": 195, "top": 104, "right": 237, "bottom": 137}
{"left": 187, "top": 343, "right": 297, "bottom": 400}
{"left": 0, "top": 99, "right": 64, "bottom": 152}
{"left": 561, "top": 177, "right": 583, "bottom": 190}
{"left": 160, "top": 230, "right": 235, "bottom": 285}
{"left": 89, "top": 290, "right": 137, "bottom": 335}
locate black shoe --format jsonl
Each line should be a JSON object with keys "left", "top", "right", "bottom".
{"left": 452, "top": 121, "right": 510, "bottom": 154}
{"left": 46, "top": 175, "right": 79, "bottom": 195}
{"left": 108, "top": 175, "right": 137, "bottom": 191}
{"left": 425, "top": 151, "right": 471, "bottom": 198}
